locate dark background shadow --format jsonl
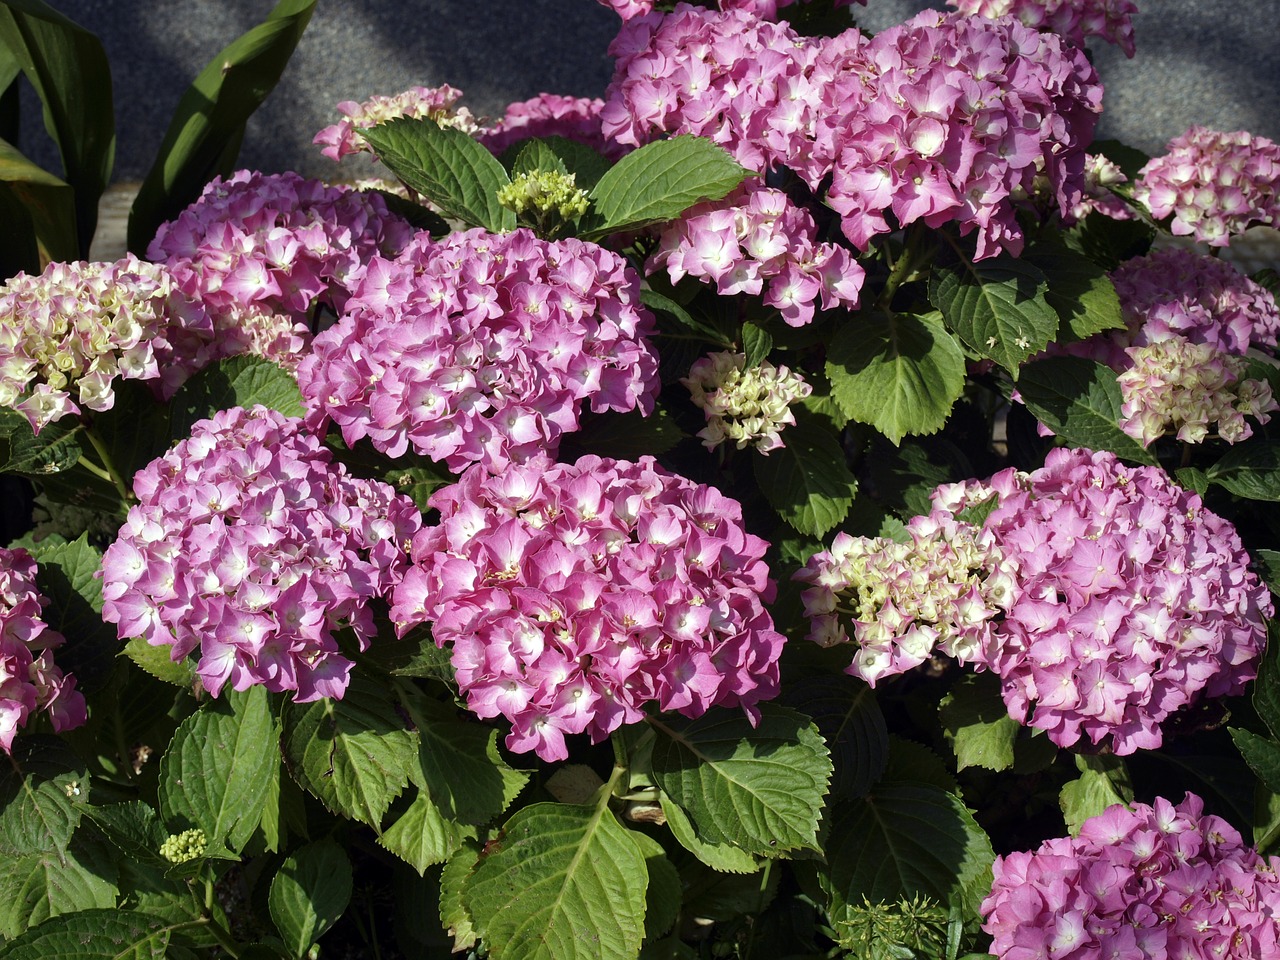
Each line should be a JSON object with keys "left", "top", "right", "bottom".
{"left": 13, "top": 0, "right": 1280, "bottom": 182}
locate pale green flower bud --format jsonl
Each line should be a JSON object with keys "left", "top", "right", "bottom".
{"left": 160, "top": 828, "right": 208, "bottom": 865}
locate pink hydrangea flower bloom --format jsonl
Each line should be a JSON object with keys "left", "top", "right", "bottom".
{"left": 595, "top": 0, "right": 863, "bottom": 21}
{"left": 968, "top": 447, "right": 1272, "bottom": 754}
{"left": 390, "top": 455, "right": 786, "bottom": 761}
{"left": 0, "top": 256, "right": 217, "bottom": 432}
{"left": 314, "top": 84, "right": 481, "bottom": 161}
{"left": 682, "top": 351, "right": 812, "bottom": 453}
{"left": 983, "top": 794, "right": 1280, "bottom": 960}
{"left": 0, "top": 547, "right": 86, "bottom": 752}
{"left": 477, "top": 93, "right": 627, "bottom": 160}
{"left": 297, "top": 228, "right": 660, "bottom": 474}
{"left": 947, "top": 0, "right": 1139, "bottom": 57}
{"left": 147, "top": 170, "right": 414, "bottom": 369}
{"left": 100, "top": 406, "right": 421, "bottom": 702}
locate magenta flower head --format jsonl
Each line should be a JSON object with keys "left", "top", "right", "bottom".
{"left": 390, "top": 455, "right": 786, "bottom": 762}
{"left": 983, "top": 793, "right": 1280, "bottom": 960}
{"left": 0, "top": 256, "right": 217, "bottom": 432}
{"left": 947, "top": 0, "right": 1139, "bottom": 57}
{"left": 972, "top": 447, "right": 1272, "bottom": 754}
{"left": 147, "top": 170, "right": 414, "bottom": 366}
{"left": 1134, "top": 126, "right": 1280, "bottom": 246}
{"left": 100, "top": 406, "right": 422, "bottom": 702}
{"left": 0, "top": 548, "right": 87, "bottom": 753}
{"left": 296, "top": 228, "right": 661, "bottom": 474}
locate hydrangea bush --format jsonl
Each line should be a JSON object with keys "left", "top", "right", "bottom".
{"left": 3, "top": 1, "right": 1280, "bottom": 958}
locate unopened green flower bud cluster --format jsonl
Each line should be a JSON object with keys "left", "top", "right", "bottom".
{"left": 497, "top": 169, "right": 591, "bottom": 221}
{"left": 159, "top": 828, "right": 207, "bottom": 865}
{"left": 682, "top": 351, "right": 811, "bottom": 454}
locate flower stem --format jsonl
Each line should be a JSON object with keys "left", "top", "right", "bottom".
{"left": 80, "top": 424, "right": 134, "bottom": 507}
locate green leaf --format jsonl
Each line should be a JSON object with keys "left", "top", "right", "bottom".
{"left": 658, "top": 793, "right": 760, "bottom": 874}
{"left": 268, "top": 839, "right": 353, "bottom": 956}
{"left": 1207, "top": 441, "right": 1280, "bottom": 500}
{"left": 826, "top": 311, "right": 965, "bottom": 445}
{"left": 379, "top": 789, "right": 476, "bottom": 875}
{"left": 781, "top": 677, "right": 888, "bottom": 800}
{"left": 281, "top": 674, "right": 417, "bottom": 829}
{"left": 639, "top": 287, "right": 730, "bottom": 345}
{"left": 123, "top": 636, "right": 196, "bottom": 687}
{"left": 929, "top": 255, "right": 1059, "bottom": 376}
{"left": 0, "top": 135, "right": 76, "bottom": 274}
{"left": 511, "top": 139, "right": 569, "bottom": 177}
{"left": 0, "top": 831, "right": 118, "bottom": 938}
{"left": 1175, "top": 466, "right": 1210, "bottom": 498}
{"left": 820, "top": 783, "right": 995, "bottom": 926}
{"left": 362, "top": 116, "right": 515, "bottom": 233}
{"left": 0, "top": 909, "right": 184, "bottom": 959}
{"left": 741, "top": 322, "right": 772, "bottom": 368}
{"left": 1016, "top": 357, "right": 1158, "bottom": 465}
{"left": 463, "top": 802, "right": 649, "bottom": 960}
{"left": 650, "top": 703, "right": 832, "bottom": 857}
{"left": 0, "top": 736, "right": 87, "bottom": 859}
{"left": 583, "top": 135, "right": 745, "bottom": 240}
{"left": 536, "top": 137, "right": 612, "bottom": 191}
{"left": 1059, "top": 754, "right": 1133, "bottom": 835}
{"left": 30, "top": 534, "right": 116, "bottom": 692}
{"left": 82, "top": 801, "right": 169, "bottom": 869}
{"left": 0, "top": 0, "right": 113, "bottom": 253}
{"left": 1231, "top": 727, "right": 1280, "bottom": 794}
{"left": 1022, "top": 240, "right": 1127, "bottom": 343}
{"left": 168, "top": 355, "right": 305, "bottom": 441}
{"left": 158, "top": 686, "right": 276, "bottom": 854}
{"left": 939, "top": 673, "right": 1019, "bottom": 773}
{"left": 1063, "top": 209, "right": 1154, "bottom": 272}
{"left": 0, "top": 408, "right": 83, "bottom": 476}
{"left": 628, "top": 830, "right": 679, "bottom": 940}
{"left": 1254, "top": 620, "right": 1280, "bottom": 739}
{"left": 439, "top": 843, "right": 481, "bottom": 953}
{"left": 557, "top": 407, "right": 684, "bottom": 461}
{"left": 127, "top": 0, "right": 316, "bottom": 252}
{"left": 753, "top": 417, "right": 858, "bottom": 537}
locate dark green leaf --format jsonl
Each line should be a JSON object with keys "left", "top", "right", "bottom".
{"left": 929, "top": 255, "right": 1058, "bottom": 376}
{"left": 534, "top": 136, "right": 611, "bottom": 190}
{"left": 1016, "top": 357, "right": 1158, "bottom": 465}
{"left": 0, "top": 408, "right": 83, "bottom": 476}
{"left": 826, "top": 311, "right": 965, "bottom": 445}
{"left": 658, "top": 793, "right": 760, "bottom": 874}
{"left": 1021, "top": 240, "right": 1126, "bottom": 343}
{"left": 128, "top": 0, "right": 317, "bottom": 252}
{"left": 1231, "top": 727, "right": 1280, "bottom": 794}
{"left": 780, "top": 677, "right": 888, "bottom": 800}
{"left": 939, "top": 673, "right": 1019, "bottom": 773}
{"left": 511, "top": 139, "right": 569, "bottom": 177}
{"left": 754, "top": 417, "right": 858, "bottom": 537}
{"left": 31, "top": 534, "right": 117, "bottom": 693}
{"left": 1254, "top": 620, "right": 1280, "bottom": 739}
{"left": 0, "top": 831, "right": 118, "bottom": 937}
{"left": 82, "top": 801, "right": 168, "bottom": 869}
{"left": 362, "top": 116, "right": 515, "bottom": 233}
{"left": 0, "top": 135, "right": 76, "bottom": 274}
{"left": 439, "top": 843, "right": 481, "bottom": 953}
{"left": 1062, "top": 210, "right": 1154, "bottom": 271}
{"left": 122, "top": 636, "right": 196, "bottom": 687}
{"left": 268, "top": 839, "right": 353, "bottom": 955}
{"left": 557, "top": 406, "right": 683, "bottom": 461}
{"left": 1208, "top": 441, "right": 1280, "bottom": 500}
{"left": 583, "top": 135, "right": 744, "bottom": 240}
{"left": 0, "top": 908, "right": 182, "bottom": 959}
{"left": 639, "top": 287, "right": 729, "bottom": 344}
{"left": 741, "top": 322, "right": 772, "bottom": 368}
{"left": 629, "top": 830, "right": 679, "bottom": 941}
{"left": 168, "top": 355, "right": 305, "bottom": 442}
{"left": 0, "top": 735, "right": 87, "bottom": 858}
{"left": 1059, "top": 754, "right": 1132, "bottom": 835}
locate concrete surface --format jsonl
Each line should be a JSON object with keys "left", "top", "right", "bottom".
{"left": 14, "top": 0, "right": 1280, "bottom": 180}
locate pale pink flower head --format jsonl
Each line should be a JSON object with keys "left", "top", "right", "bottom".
{"left": 1135, "top": 127, "right": 1280, "bottom": 246}
{"left": 983, "top": 793, "right": 1280, "bottom": 960}
{"left": 947, "top": 0, "right": 1139, "bottom": 57}
{"left": 314, "top": 84, "right": 481, "bottom": 161}
{"left": 477, "top": 93, "right": 626, "bottom": 160}
{"left": 297, "top": 228, "right": 661, "bottom": 474}
{"left": 99, "top": 406, "right": 422, "bottom": 702}
{"left": 391, "top": 455, "right": 785, "bottom": 761}
{"left": 682, "top": 350, "right": 812, "bottom": 453}
{"left": 0, "top": 547, "right": 87, "bottom": 752}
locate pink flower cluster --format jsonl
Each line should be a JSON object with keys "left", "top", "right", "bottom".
{"left": 390, "top": 455, "right": 786, "bottom": 761}
{"left": 595, "top": 0, "right": 862, "bottom": 21}
{"left": 477, "top": 94, "right": 625, "bottom": 160}
{"left": 983, "top": 794, "right": 1280, "bottom": 959}
{"left": 0, "top": 548, "right": 86, "bottom": 753}
{"left": 100, "top": 406, "right": 421, "bottom": 702}
{"left": 796, "top": 507, "right": 1014, "bottom": 686}
{"left": 1134, "top": 127, "right": 1280, "bottom": 246}
{"left": 296, "top": 228, "right": 660, "bottom": 473}
{"left": 313, "top": 84, "right": 481, "bottom": 161}
{"left": 147, "top": 170, "right": 413, "bottom": 365}
{"left": 947, "top": 0, "right": 1138, "bottom": 57}
{"left": 973, "top": 447, "right": 1271, "bottom": 754}
{"left": 649, "top": 179, "right": 864, "bottom": 325}
{"left": 603, "top": 5, "right": 1102, "bottom": 258}
{"left": 0, "top": 256, "right": 215, "bottom": 432}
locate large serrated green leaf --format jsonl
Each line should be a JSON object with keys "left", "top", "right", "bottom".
{"left": 511, "top": 139, "right": 569, "bottom": 177}
{"left": 362, "top": 116, "right": 515, "bottom": 233}
{"left": 158, "top": 686, "right": 276, "bottom": 854}
{"left": 650, "top": 703, "right": 832, "bottom": 856}
{"left": 780, "top": 677, "right": 887, "bottom": 800}
{"left": 463, "top": 802, "right": 649, "bottom": 960}
{"left": 1059, "top": 754, "right": 1132, "bottom": 835}
{"left": 0, "top": 736, "right": 87, "bottom": 859}
{"left": 583, "top": 135, "right": 744, "bottom": 240}
{"left": 939, "top": 673, "right": 1019, "bottom": 773}
{"left": 268, "top": 839, "right": 353, "bottom": 956}
{"left": 167, "top": 355, "right": 305, "bottom": 441}
{"left": 929, "top": 255, "right": 1058, "bottom": 376}
{"left": 0, "top": 0, "right": 113, "bottom": 254}
{"left": 0, "top": 134, "right": 76, "bottom": 274}
{"left": 0, "top": 908, "right": 182, "bottom": 959}
{"left": 0, "top": 831, "right": 118, "bottom": 938}
{"left": 127, "top": 0, "right": 316, "bottom": 252}
{"left": 82, "top": 801, "right": 169, "bottom": 869}
{"left": 1022, "top": 240, "right": 1126, "bottom": 343}
{"left": 753, "top": 417, "right": 858, "bottom": 537}
{"left": 1016, "top": 357, "right": 1157, "bottom": 465}
{"left": 440, "top": 843, "right": 481, "bottom": 953}
{"left": 820, "top": 782, "right": 995, "bottom": 929}
{"left": 1231, "top": 728, "right": 1280, "bottom": 794}
{"left": 31, "top": 533, "right": 117, "bottom": 693}
{"left": 122, "top": 636, "right": 196, "bottom": 687}
{"left": 1255, "top": 621, "right": 1280, "bottom": 739}
{"left": 826, "top": 311, "right": 965, "bottom": 445}
{"left": 0, "top": 407, "right": 83, "bottom": 476}
{"left": 628, "top": 830, "right": 679, "bottom": 941}
{"left": 281, "top": 674, "right": 417, "bottom": 828}
{"left": 1207, "top": 441, "right": 1280, "bottom": 500}
{"left": 658, "top": 793, "right": 760, "bottom": 874}
{"left": 639, "top": 287, "right": 731, "bottom": 345}
{"left": 379, "top": 789, "right": 476, "bottom": 875}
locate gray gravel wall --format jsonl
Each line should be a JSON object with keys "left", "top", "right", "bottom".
{"left": 15, "top": 0, "right": 1280, "bottom": 181}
